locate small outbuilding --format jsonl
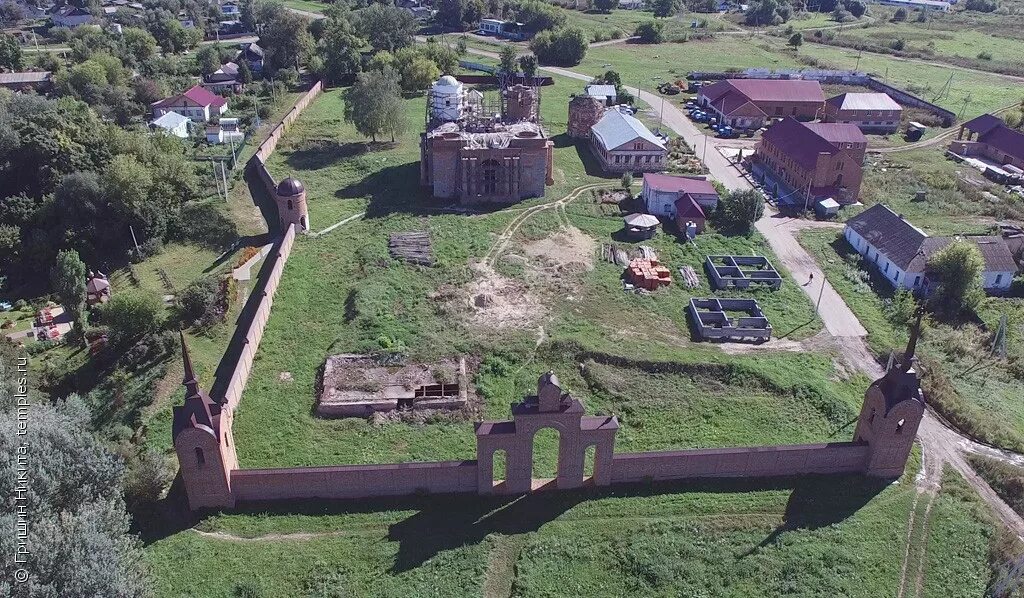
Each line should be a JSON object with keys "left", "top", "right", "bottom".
{"left": 86, "top": 272, "right": 112, "bottom": 306}
{"left": 815, "top": 197, "right": 841, "bottom": 218}
{"left": 674, "top": 194, "right": 707, "bottom": 234}
{"left": 623, "top": 213, "right": 660, "bottom": 240}
{"left": 149, "top": 111, "right": 191, "bottom": 138}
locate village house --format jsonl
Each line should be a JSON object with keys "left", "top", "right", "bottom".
{"left": 203, "top": 62, "right": 243, "bottom": 94}
{"left": 589, "top": 108, "right": 667, "bottom": 174}
{"left": 844, "top": 204, "right": 1018, "bottom": 294}
{"left": 674, "top": 194, "right": 707, "bottom": 234}
{"left": 151, "top": 85, "right": 228, "bottom": 122}
{"left": 754, "top": 118, "right": 867, "bottom": 209}
{"left": 149, "top": 111, "right": 191, "bottom": 138}
{"left": 641, "top": 173, "right": 720, "bottom": 217}
{"left": 823, "top": 92, "right": 903, "bottom": 134}
{"left": 50, "top": 5, "right": 92, "bottom": 27}
{"left": 0, "top": 71, "right": 52, "bottom": 92}
{"left": 206, "top": 117, "right": 243, "bottom": 144}
{"left": 697, "top": 79, "right": 825, "bottom": 131}
{"left": 237, "top": 42, "right": 265, "bottom": 73}
{"left": 585, "top": 84, "right": 617, "bottom": 107}
{"left": 949, "top": 113, "right": 1024, "bottom": 175}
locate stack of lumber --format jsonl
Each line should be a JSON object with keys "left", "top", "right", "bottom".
{"left": 678, "top": 266, "right": 699, "bottom": 288}
{"left": 389, "top": 231, "right": 433, "bottom": 266}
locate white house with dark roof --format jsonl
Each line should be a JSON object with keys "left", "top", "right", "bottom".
{"left": 589, "top": 109, "right": 667, "bottom": 174}
{"left": 641, "top": 173, "right": 720, "bottom": 217}
{"left": 844, "top": 204, "right": 1017, "bottom": 294}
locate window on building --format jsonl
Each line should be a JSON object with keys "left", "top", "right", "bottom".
{"left": 634, "top": 142, "right": 643, "bottom": 150}
{"left": 895, "top": 418, "right": 906, "bottom": 434}
{"left": 615, "top": 155, "right": 621, "bottom": 164}
{"left": 195, "top": 447, "right": 206, "bottom": 466}
{"left": 914, "top": 275, "right": 921, "bottom": 286}
{"left": 869, "top": 408, "right": 876, "bottom": 423}
{"left": 996, "top": 274, "right": 1003, "bottom": 285}
{"left": 883, "top": 262, "right": 889, "bottom": 274}
{"left": 791, "top": 106, "right": 797, "bottom": 115}
{"left": 482, "top": 159, "right": 499, "bottom": 194}
{"left": 287, "top": 199, "right": 293, "bottom": 210}
{"left": 774, "top": 107, "right": 782, "bottom": 115}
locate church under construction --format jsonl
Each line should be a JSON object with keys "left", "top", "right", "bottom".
{"left": 419, "top": 75, "right": 554, "bottom": 204}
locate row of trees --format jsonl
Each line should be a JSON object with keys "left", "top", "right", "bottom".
{"left": 745, "top": 0, "right": 865, "bottom": 26}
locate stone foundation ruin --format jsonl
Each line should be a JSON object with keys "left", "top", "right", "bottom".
{"left": 705, "top": 255, "right": 783, "bottom": 290}
{"left": 689, "top": 297, "right": 772, "bottom": 341}
{"left": 317, "top": 354, "right": 468, "bottom": 418}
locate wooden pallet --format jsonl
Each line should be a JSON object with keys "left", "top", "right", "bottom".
{"left": 389, "top": 231, "right": 433, "bottom": 266}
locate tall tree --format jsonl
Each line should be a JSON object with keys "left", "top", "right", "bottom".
{"left": 518, "top": 54, "right": 538, "bottom": 77}
{"left": 652, "top": 0, "right": 680, "bottom": 18}
{"left": 262, "top": 10, "right": 314, "bottom": 70}
{"left": 717, "top": 189, "right": 764, "bottom": 234}
{"left": 317, "top": 15, "right": 365, "bottom": 83}
{"left": 343, "top": 68, "right": 405, "bottom": 142}
{"left": 356, "top": 3, "right": 416, "bottom": 52}
{"left": 593, "top": 0, "right": 616, "bottom": 12}
{"left": 926, "top": 240, "right": 985, "bottom": 316}
{"left": 498, "top": 44, "right": 518, "bottom": 73}
{"left": 49, "top": 249, "right": 87, "bottom": 327}
{"left": 0, "top": 31, "right": 22, "bottom": 70}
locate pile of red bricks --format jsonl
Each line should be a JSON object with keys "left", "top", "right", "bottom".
{"left": 626, "top": 259, "right": 672, "bottom": 291}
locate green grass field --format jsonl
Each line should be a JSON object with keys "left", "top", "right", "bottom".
{"left": 143, "top": 453, "right": 1003, "bottom": 597}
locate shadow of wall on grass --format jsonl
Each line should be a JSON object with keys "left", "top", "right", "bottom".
{"left": 201, "top": 474, "right": 888, "bottom": 573}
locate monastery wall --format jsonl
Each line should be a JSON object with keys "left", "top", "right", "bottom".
{"left": 249, "top": 81, "right": 324, "bottom": 198}
{"left": 230, "top": 460, "right": 479, "bottom": 501}
{"left": 609, "top": 442, "right": 869, "bottom": 484}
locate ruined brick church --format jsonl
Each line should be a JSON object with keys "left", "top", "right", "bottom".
{"left": 419, "top": 76, "right": 554, "bottom": 204}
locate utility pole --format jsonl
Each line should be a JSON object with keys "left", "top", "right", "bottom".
{"left": 220, "top": 160, "right": 229, "bottom": 199}
{"left": 229, "top": 137, "right": 237, "bottom": 169}
{"left": 212, "top": 161, "right": 224, "bottom": 200}
{"left": 129, "top": 225, "right": 141, "bottom": 256}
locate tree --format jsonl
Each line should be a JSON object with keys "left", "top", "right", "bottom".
{"left": 238, "top": 58, "right": 253, "bottom": 83}
{"left": 926, "top": 240, "right": 984, "bottom": 316}
{"left": 98, "top": 291, "right": 164, "bottom": 347}
{"left": 788, "top": 32, "right": 803, "bottom": 50}
{"left": 893, "top": 6, "right": 907, "bottom": 20}
{"left": 50, "top": 249, "right": 87, "bottom": 327}
{"left": 317, "top": 17, "right": 364, "bottom": 83}
{"left": 965, "top": 0, "right": 998, "bottom": 11}
{"left": 518, "top": 54, "right": 538, "bottom": 77}
{"left": 356, "top": 3, "right": 416, "bottom": 52}
{"left": 844, "top": 0, "right": 866, "bottom": 17}
{"left": 195, "top": 44, "right": 224, "bottom": 77}
{"left": 593, "top": 0, "right": 616, "bottom": 12}
{"left": 344, "top": 68, "right": 405, "bottom": 142}
{"left": 635, "top": 21, "right": 665, "bottom": 43}
{"left": 437, "top": 0, "right": 470, "bottom": 29}
{"left": 120, "top": 27, "right": 157, "bottom": 65}
{"left": 513, "top": 0, "right": 566, "bottom": 33}
{"left": 717, "top": 189, "right": 764, "bottom": 234}
{"left": 652, "top": 0, "right": 680, "bottom": 18}
{"left": 420, "top": 42, "right": 460, "bottom": 73}
{"left": 0, "top": 397, "right": 147, "bottom": 597}
{"left": 530, "top": 27, "right": 588, "bottom": 66}
{"left": 499, "top": 44, "right": 518, "bottom": 73}
{"left": 396, "top": 51, "right": 441, "bottom": 91}
{"left": 0, "top": 31, "right": 22, "bottom": 71}
{"left": 0, "top": 1, "right": 24, "bottom": 26}
{"left": 744, "top": 0, "right": 791, "bottom": 25}
{"left": 262, "top": 10, "right": 314, "bottom": 70}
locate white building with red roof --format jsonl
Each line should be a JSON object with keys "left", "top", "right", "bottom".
{"left": 641, "top": 173, "right": 720, "bottom": 218}
{"left": 151, "top": 84, "right": 229, "bottom": 122}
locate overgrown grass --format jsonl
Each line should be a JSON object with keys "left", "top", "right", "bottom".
{"left": 799, "top": 228, "right": 1024, "bottom": 452}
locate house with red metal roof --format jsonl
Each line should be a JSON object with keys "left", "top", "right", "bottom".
{"left": 674, "top": 194, "right": 707, "bottom": 233}
{"left": 823, "top": 92, "right": 903, "bottom": 134}
{"left": 640, "top": 173, "right": 720, "bottom": 218}
{"left": 753, "top": 118, "right": 867, "bottom": 209}
{"left": 696, "top": 79, "right": 825, "bottom": 130}
{"left": 151, "top": 84, "right": 229, "bottom": 122}
{"left": 949, "top": 113, "right": 1024, "bottom": 173}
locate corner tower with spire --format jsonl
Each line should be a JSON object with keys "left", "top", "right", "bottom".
{"left": 172, "top": 331, "right": 237, "bottom": 508}
{"left": 854, "top": 312, "right": 927, "bottom": 477}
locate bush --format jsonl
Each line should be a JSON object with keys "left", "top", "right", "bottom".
{"left": 98, "top": 291, "right": 165, "bottom": 348}
{"left": 177, "top": 276, "right": 224, "bottom": 327}
{"left": 964, "top": 0, "right": 998, "bottom": 11}
{"left": 977, "top": 50, "right": 993, "bottom": 60}
{"left": 715, "top": 189, "right": 764, "bottom": 234}
{"left": 634, "top": 21, "right": 665, "bottom": 44}
{"left": 530, "top": 27, "right": 588, "bottom": 66}
{"left": 892, "top": 7, "right": 907, "bottom": 20}
{"left": 890, "top": 38, "right": 906, "bottom": 51}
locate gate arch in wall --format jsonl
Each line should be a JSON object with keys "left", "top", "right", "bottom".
{"left": 475, "top": 372, "right": 619, "bottom": 494}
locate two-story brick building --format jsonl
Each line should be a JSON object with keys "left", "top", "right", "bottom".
{"left": 589, "top": 109, "right": 667, "bottom": 174}
{"left": 823, "top": 92, "right": 903, "bottom": 133}
{"left": 697, "top": 79, "right": 825, "bottom": 130}
{"left": 754, "top": 118, "right": 867, "bottom": 209}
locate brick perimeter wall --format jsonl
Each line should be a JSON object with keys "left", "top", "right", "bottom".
{"left": 231, "top": 460, "right": 479, "bottom": 501}
{"left": 609, "top": 442, "right": 868, "bottom": 483}
{"left": 248, "top": 81, "right": 324, "bottom": 198}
